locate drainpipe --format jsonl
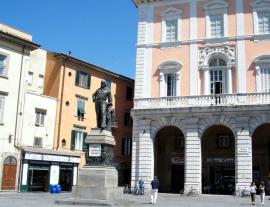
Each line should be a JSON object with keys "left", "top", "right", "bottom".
{"left": 56, "top": 56, "right": 68, "bottom": 150}
{"left": 14, "top": 46, "right": 25, "bottom": 192}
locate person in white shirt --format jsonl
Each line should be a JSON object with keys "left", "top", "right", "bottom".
{"left": 250, "top": 182, "right": 257, "bottom": 205}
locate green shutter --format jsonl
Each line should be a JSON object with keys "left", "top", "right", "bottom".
{"left": 75, "top": 71, "right": 80, "bottom": 85}
{"left": 71, "top": 130, "right": 76, "bottom": 150}
{"left": 82, "top": 132, "right": 88, "bottom": 152}
{"left": 86, "top": 74, "right": 91, "bottom": 89}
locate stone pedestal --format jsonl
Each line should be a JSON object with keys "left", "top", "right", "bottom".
{"left": 72, "top": 166, "right": 121, "bottom": 200}
{"left": 59, "top": 129, "right": 122, "bottom": 205}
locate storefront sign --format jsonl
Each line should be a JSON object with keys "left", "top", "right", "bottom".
{"left": 25, "top": 153, "right": 80, "bottom": 163}
{"left": 171, "top": 157, "right": 184, "bottom": 164}
{"left": 237, "top": 148, "right": 249, "bottom": 154}
{"left": 25, "top": 153, "right": 42, "bottom": 160}
{"left": 69, "top": 157, "right": 80, "bottom": 163}
{"left": 207, "top": 158, "right": 234, "bottom": 164}
{"left": 43, "top": 154, "right": 69, "bottom": 162}
{"left": 89, "top": 144, "right": 101, "bottom": 157}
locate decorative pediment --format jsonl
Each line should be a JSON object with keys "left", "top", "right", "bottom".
{"left": 254, "top": 55, "right": 270, "bottom": 63}
{"left": 204, "top": 0, "right": 228, "bottom": 10}
{"left": 160, "top": 7, "right": 183, "bottom": 17}
{"left": 251, "top": 0, "right": 270, "bottom": 8}
{"left": 158, "top": 61, "right": 182, "bottom": 73}
{"left": 198, "top": 46, "right": 235, "bottom": 69}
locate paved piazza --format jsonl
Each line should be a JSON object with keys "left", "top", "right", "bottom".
{"left": 0, "top": 192, "right": 269, "bottom": 207}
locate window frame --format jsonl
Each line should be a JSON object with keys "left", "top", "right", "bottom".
{"left": 158, "top": 61, "right": 181, "bottom": 97}
{"left": 255, "top": 55, "right": 270, "bottom": 92}
{"left": 33, "top": 137, "right": 43, "bottom": 148}
{"left": 27, "top": 71, "right": 33, "bottom": 85}
{"left": 35, "top": 109, "right": 46, "bottom": 127}
{"left": 75, "top": 70, "right": 91, "bottom": 89}
{"left": 124, "top": 109, "right": 132, "bottom": 127}
{"left": 160, "top": 7, "right": 182, "bottom": 43}
{"left": 38, "top": 74, "right": 44, "bottom": 88}
{"left": 121, "top": 137, "right": 132, "bottom": 156}
{"left": 217, "top": 135, "right": 230, "bottom": 149}
{"left": 76, "top": 96, "right": 86, "bottom": 118}
{"left": 0, "top": 53, "right": 9, "bottom": 78}
{"left": 204, "top": 0, "right": 228, "bottom": 38}
{"left": 251, "top": 0, "right": 270, "bottom": 35}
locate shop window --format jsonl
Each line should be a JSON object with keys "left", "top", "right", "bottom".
{"left": 33, "top": 137, "right": 43, "bottom": 148}
{"left": 124, "top": 109, "right": 132, "bottom": 127}
{"left": 122, "top": 137, "right": 132, "bottom": 156}
{"left": 217, "top": 135, "right": 230, "bottom": 148}
{"left": 126, "top": 86, "right": 133, "bottom": 101}
{"left": 71, "top": 129, "right": 87, "bottom": 151}
{"left": 35, "top": 109, "right": 46, "bottom": 126}
{"left": 75, "top": 70, "right": 91, "bottom": 89}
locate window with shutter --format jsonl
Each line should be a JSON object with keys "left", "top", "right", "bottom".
{"left": 76, "top": 98, "right": 86, "bottom": 118}
{"left": 82, "top": 132, "right": 88, "bottom": 152}
{"left": 258, "top": 11, "right": 270, "bottom": 34}
{"left": 75, "top": 70, "right": 91, "bottom": 89}
{"left": 165, "top": 19, "right": 178, "bottom": 42}
{"left": 210, "top": 14, "right": 224, "bottom": 37}
{"left": 35, "top": 109, "right": 46, "bottom": 126}
{"left": 71, "top": 130, "right": 76, "bottom": 150}
{"left": 33, "top": 137, "right": 43, "bottom": 148}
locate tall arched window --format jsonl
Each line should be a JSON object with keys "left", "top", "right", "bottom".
{"left": 209, "top": 58, "right": 227, "bottom": 94}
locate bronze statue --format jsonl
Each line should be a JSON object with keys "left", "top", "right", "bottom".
{"left": 92, "top": 80, "right": 112, "bottom": 130}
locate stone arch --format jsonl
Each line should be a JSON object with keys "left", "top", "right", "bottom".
{"left": 198, "top": 116, "right": 236, "bottom": 139}
{"left": 249, "top": 114, "right": 270, "bottom": 137}
{"left": 151, "top": 117, "right": 186, "bottom": 141}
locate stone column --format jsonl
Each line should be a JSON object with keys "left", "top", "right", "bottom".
{"left": 235, "top": 117, "right": 252, "bottom": 190}
{"left": 184, "top": 118, "right": 201, "bottom": 192}
{"left": 204, "top": 69, "right": 210, "bottom": 95}
{"left": 159, "top": 72, "right": 165, "bottom": 97}
{"left": 131, "top": 118, "right": 152, "bottom": 191}
{"left": 227, "top": 68, "right": 232, "bottom": 93}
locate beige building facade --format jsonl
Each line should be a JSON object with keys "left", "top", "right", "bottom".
{"left": 132, "top": 0, "right": 270, "bottom": 195}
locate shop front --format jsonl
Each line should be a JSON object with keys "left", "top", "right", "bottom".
{"left": 20, "top": 147, "right": 80, "bottom": 192}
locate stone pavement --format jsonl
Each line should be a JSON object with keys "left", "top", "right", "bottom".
{"left": 0, "top": 192, "right": 269, "bottom": 207}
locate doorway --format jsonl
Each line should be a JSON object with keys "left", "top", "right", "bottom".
{"left": 201, "top": 125, "right": 235, "bottom": 195}
{"left": 59, "top": 166, "right": 73, "bottom": 191}
{"left": 1, "top": 156, "right": 17, "bottom": 190}
{"left": 28, "top": 166, "right": 49, "bottom": 192}
{"left": 154, "top": 126, "right": 185, "bottom": 193}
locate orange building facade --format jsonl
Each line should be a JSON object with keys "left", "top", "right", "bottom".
{"left": 44, "top": 52, "right": 134, "bottom": 186}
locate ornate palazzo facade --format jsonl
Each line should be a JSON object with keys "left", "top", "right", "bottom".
{"left": 132, "top": 0, "right": 270, "bottom": 194}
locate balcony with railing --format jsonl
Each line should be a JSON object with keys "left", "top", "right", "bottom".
{"left": 134, "top": 93, "right": 270, "bottom": 110}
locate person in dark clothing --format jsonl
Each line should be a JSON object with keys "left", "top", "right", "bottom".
{"left": 150, "top": 176, "right": 159, "bottom": 204}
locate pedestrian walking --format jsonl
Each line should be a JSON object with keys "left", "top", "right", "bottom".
{"left": 138, "top": 178, "right": 144, "bottom": 195}
{"left": 259, "top": 181, "right": 265, "bottom": 206}
{"left": 150, "top": 176, "right": 159, "bottom": 204}
{"left": 250, "top": 182, "right": 257, "bottom": 205}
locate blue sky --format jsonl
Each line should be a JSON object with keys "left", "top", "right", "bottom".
{"left": 0, "top": 0, "right": 138, "bottom": 79}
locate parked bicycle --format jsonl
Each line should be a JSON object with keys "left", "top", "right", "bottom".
{"left": 180, "top": 187, "right": 199, "bottom": 197}
{"left": 233, "top": 187, "right": 250, "bottom": 197}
